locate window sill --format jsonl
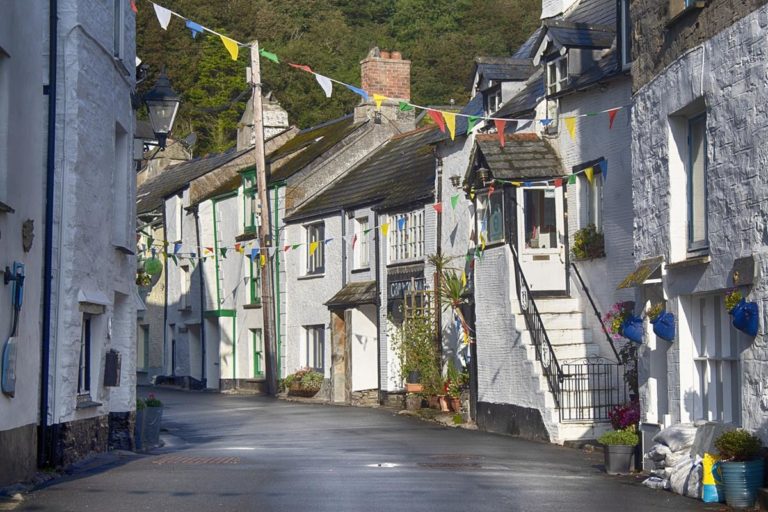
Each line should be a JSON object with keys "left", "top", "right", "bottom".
{"left": 76, "top": 395, "right": 102, "bottom": 409}
{"left": 113, "top": 243, "right": 135, "bottom": 255}
{"left": 299, "top": 273, "right": 325, "bottom": 280}
{"left": 235, "top": 232, "right": 258, "bottom": 242}
{"left": 666, "top": 254, "right": 710, "bottom": 270}
{"left": 351, "top": 267, "right": 371, "bottom": 274}
{"left": 387, "top": 259, "right": 425, "bottom": 268}
{"left": 243, "top": 303, "right": 262, "bottom": 310}
{"left": 0, "top": 200, "right": 14, "bottom": 214}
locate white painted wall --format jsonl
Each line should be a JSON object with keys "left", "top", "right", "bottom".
{"left": 350, "top": 305, "right": 378, "bottom": 391}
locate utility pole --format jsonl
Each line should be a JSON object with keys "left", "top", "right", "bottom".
{"left": 249, "top": 41, "right": 278, "bottom": 396}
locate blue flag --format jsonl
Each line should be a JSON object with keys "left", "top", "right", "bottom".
{"left": 185, "top": 20, "right": 203, "bottom": 38}
{"left": 344, "top": 84, "right": 369, "bottom": 102}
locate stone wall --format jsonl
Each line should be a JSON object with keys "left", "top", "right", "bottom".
{"left": 351, "top": 389, "right": 379, "bottom": 407}
{"left": 50, "top": 415, "right": 110, "bottom": 469}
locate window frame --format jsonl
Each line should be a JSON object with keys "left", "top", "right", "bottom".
{"left": 0, "top": 48, "right": 10, "bottom": 204}
{"left": 388, "top": 210, "right": 425, "bottom": 264}
{"left": 617, "top": 0, "right": 633, "bottom": 70}
{"left": 179, "top": 263, "right": 191, "bottom": 310}
{"left": 78, "top": 316, "right": 93, "bottom": 396}
{"left": 476, "top": 188, "right": 506, "bottom": 246}
{"left": 304, "top": 325, "right": 325, "bottom": 373}
{"left": 242, "top": 170, "right": 258, "bottom": 234}
{"left": 586, "top": 171, "right": 604, "bottom": 233}
{"left": 248, "top": 258, "right": 261, "bottom": 305}
{"left": 687, "top": 113, "right": 708, "bottom": 253}
{"left": 546, "top": 55, "right": 568, "bottom": 96}
{"left": 305, "top": 222, "right": 325, "bottom": 275}
{"left": 354, "top": 216, "right": 370, "bottom": 269}
{"left": 138, "top": 325, "right": 149, "bottom": 370}
{"left": 112, "top": 0, "right": 124, "bottom": 59}
{"left": 251, "top": 328, "right": 264, "bottom": 377}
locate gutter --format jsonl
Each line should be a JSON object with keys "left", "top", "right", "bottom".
{"left": 38, "top": 0, "right": 58, "bottom": 468}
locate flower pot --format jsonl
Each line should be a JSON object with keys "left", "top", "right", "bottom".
{"left": 730, "top": 299, "right": 759, "bottom": 337}
{"left": 651, "top": 311, "right": 675, "bottom": 342}
{"left": 405, "top": 383, "right": 423, "bottom": 393}
{"left": 717, "top": 459, "right": 764, "bottom": 508}
{"left": 428, "top": 395, "right": 439, "bottom": 409}
{"left": 604, "top": 445, "right": 634, "bottom": 475}
{"left": 134, "top": 408, "right": 146, "bottom": 451}
{"left": 438, "top": 395, "right": 449, "bottom": 412}
{"left": 406, "top": 370, "right": 421, "bottom": 384}
{"left": 620, "top": 316, "right": 644, "bottom": 344}
{"left": 405, "top": 394, "right": 421, "bottom": 411}
{"left": 288, "top": 383, "right": 319, "bottom": 397}
{"left": 449, "top": 397, "right": 461, "bottom": 412}
{"left": 142, "top": 406, "right": 163, "bottom": 449}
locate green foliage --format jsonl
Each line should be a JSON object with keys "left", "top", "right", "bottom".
{"left": 392, "top": 312, "right": 441, "bottom": 396}
{"left": 598, "top": 427, "right": 639, "bottom": 446}
{"left": 726, "top": 289, "right": 743, "bottom": 312}
{"left": 144, "top": 393, "right": 163, "bottom": 407}
{"left": 646, "top": 302, "right": 664, "bottom": 321}
{"left": 136, "top": 270, "right": 152, "bottom": 287}
{"left": 136, "top": 398, "right": 146, "bottom": 410}
{"left": 284, "top": 368, "right": 323, "bottom": 392}
{"left": 571, "top": 224, "right": 605, "bottom": 260}
{"left": 136, "top": 0, "right": 541, "bottom": 154}
{"left": 445, "top": 360, "right": 461, "bottom": 398}
{"left": 715, "top": 430, "right": 763, "bottom": 461}
{"left": 452, "top": 413, "right": 463, "bottom": 425}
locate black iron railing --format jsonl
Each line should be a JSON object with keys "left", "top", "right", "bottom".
{"left": 559, "top": 360, "right": 629, "bottom": 422}
{"left": 570, "top": 262, "right": 621, "bottom": 362}
{"left": 509, "top": 244, "right": 562, "bottom": 407}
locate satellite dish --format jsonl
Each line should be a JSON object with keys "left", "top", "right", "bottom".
{"left": 181, "top": 132, "right": 197, "bottom": 149}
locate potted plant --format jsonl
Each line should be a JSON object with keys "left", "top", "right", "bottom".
{"left": 391, "top": 310, "right": 440, "bottom": 406}
{"left": 142, "top": 393, "right": 163, "bottom": 449}
{"left": 599, "top": 400, "right": 640, "bottom": 474}
{"left": 647, "top": 302, "right": 675, "bottom": 342}
{"left": 405, "top": 370, "right": 423, "bottom": 393}
{"left": 445, "top": 360, "right": 462, "bottom": 412}
{"left": 713, "top": 429, "right": 765, "bottom": 508}
{"left": 571, "top": 224, "right": 605, "bottom": 260}
{"left": 604, "top": 301, "right": 643, "bottom": 344}
{"left": 726, "top": 289, "right": 759, "bottom": 337}
{"left": 286, "top": 368, "right": 323, "bottom": 397}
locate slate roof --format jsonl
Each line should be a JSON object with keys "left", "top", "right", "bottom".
{"left": 325, "top": 281, "right": 377, "bottom": 309}
{"left": 542, "top": 22, "right": 614, "bottom": 49}
{"left": 136, "top": 147, "right": 250, "bottom": 214}
{"left": 513, "top": 27, "right": 544, "bottom": 59}
{"left": 493, "top": 68, "right": 545, "bottom": 118}
{"left": 287, "top": 127, "right": 441, "bottom": 222}
{"left": 565, "top": 0, "right": 617, "bottom": 26}
{"left": 472, "top": 57, "right": 533, "bottom": 87}
{"left": 559, "top": 49, "right": 620, "bottom": 94}
{"left": 452, "top": 93, "right": 485, "bottom": 137}
{"left": 475, "top": 133, "right": 564, "bottom": 179}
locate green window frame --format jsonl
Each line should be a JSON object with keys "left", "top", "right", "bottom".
{"left": 249, "top": 258, "right": 261, "bottom": 305}
{"left": 242, "top": 170, "right": 258, "bottom": 234}
{"left": 251, "top": 328, "right": 264, "bottom": 377}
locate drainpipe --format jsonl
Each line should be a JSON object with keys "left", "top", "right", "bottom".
{"left": 39, "top": 0, "right": 58, "bottom": 468}
{"left": 162, "top": 207, "right": 168, "bottom": 377}
{"left": 341, "top": 208, "right": 347, "bottom": 287}
{"left": 194, "top": 208, "right": 206, "bottom": 387}
{"left": 373, "top": 211, "right": 383, "bottom": 405}
{"left": 272, "top": 185, "right": 281, "bottom": 378}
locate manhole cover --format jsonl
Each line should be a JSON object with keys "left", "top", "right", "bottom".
{"left": 152, "top": 455, "right": 240, "bottom": 465}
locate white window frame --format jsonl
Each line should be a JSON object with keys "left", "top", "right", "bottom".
{"left": 78, "top": 315, "right": 93, "bottom": 395}
{"left": 585, "top": 171, "right": 603, "bottom": 232}
{"left": 546, "top": 55, "right": 568, "bottom": 96}
{"left": 304, "top": 325, "right": 325, "bottom": 373}
{"left": 687, "top": 113, "right": 708, "bottom": 253}
{"left": 388, "top": 210, "right": 425, "bottom": 264}
{"left": 112, "top": 123, "right": 131, "bottom": 249}
{"left": 305, "top": 222, "right": 325, "bottom": 275}
{"left": 138, "top": 325, "right": 149, "bottom": 370}
{"left": 476, "top": 189, "right": 505, "bottom": 245}
{"left": 354, "top": 217, "right": 370, "bottom": 269}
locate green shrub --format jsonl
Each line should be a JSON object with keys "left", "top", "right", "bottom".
{"left": 391, "top": 311, "right": 440, "bottom": 396}
{"left": 715, "top": 430, "right": 763, "bottom": 461}
{"left": 284, "top": 368, "right": 323, "bottom": 392}
{"left": 572, "top": 224, "right": 605, "bottom": 260}
{"left": 725, "top": 289, "right": 743, "bottom": 312}
{"left": 598, "top": 427, "right": 639, "bottom": 446}
{"left": 136, "top": 398, "right": 146, "bottom": 410}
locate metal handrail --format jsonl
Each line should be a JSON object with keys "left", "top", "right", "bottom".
{"left": 509, "top": 244, "right": 562, "bottom": 407}
{"left": 570, "top": 262, "right": 621, "bottom": 362}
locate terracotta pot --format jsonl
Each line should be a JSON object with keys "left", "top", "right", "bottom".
{"left": 438, "top": 395, "right": 449, "bottom": 412}
{"left": 405, "top": 383, "right": 423, "bottom": 393}
{"left": 449, "top": 397, "right": 461, "bottom": 412}
{"left": 428, "top": 395, "right": 439, "bottom": 409}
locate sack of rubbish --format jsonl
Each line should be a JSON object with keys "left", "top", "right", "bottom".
{"left": 664, "top": 448, "right": 692, "bottom": 468}
{"left": 653, "top": 424, "right": 698, "bottom": 452}
{"left": 646, "top": 444, "right": 672, "bottom": 462}
{"left": 669, "top": 456, "right": 702, "bottom": 499}
{"left": 643, "top": 476, "right": 670, "bottom": 490}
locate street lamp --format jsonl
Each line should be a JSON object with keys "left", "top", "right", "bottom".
{"left": 143, "top": 70, "right": 180, "bottom": 150}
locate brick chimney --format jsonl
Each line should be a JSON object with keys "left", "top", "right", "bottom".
{"left": 360, "top": 47, "right": 411, "bottom": 101}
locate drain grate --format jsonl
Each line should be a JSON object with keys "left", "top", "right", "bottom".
{"left": 152, "top": 455, "right": 240, "bottom": 465}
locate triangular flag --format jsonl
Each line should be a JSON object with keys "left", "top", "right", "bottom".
{"left": 260, "top": 254, "right": 267, "bottom": 267}
{"left": 381, "top": 223, "right": 390, "bottom": 237}
{"left": 344, "top": 84, "right": 369, "bottom": 102}
{"left": 189, "top": 258, "right": 196, "bottom": 269}
{"left": 220, "top": 248, "right": 228, "bottom": 259}
{"left": 205, "top": 246, "right": 213, "bottom": 255}
{"left": 363, "top": 228, "right": 372, "bottom": 236}
{"left": 185, "top": 20, "right": 203, "bottom": 38}
{"left": 443, "top": 112, "right": 457, "bottom": 140}
{"left": 309, "top": 241, "right": 319, "bottom": 256}
{"left": 259, "top": 49, "right": 279, "bottom": 64}
{"left": 461, "top": 271, "right": 467, "bottom": 287}
{"left": 511, "top": 181, "right": 522, "bottom": 187}
{"left": 153, "top": 4, "right": 172, "bottom": 30}
{"left": 250, "top": 248, "right": 259, "bottom": 261}
{"left": 599, "top": 160, "right": 607, "bottom": 178}
{"left": 352, "top": 234, "right": 358, "bottom": 249}
{"left": 469, "top": 189, "right": 475, "bottom": 200}
{"left": 433, "top": 203, "right": 443, "bottom": 214}
{"left": 427, "top": 110, "right": 446, "bottom": 133}
{"left": 173, "top": 242, "right": 181, "bottom": 255}
{"left": 568, "top": 174, "right": 577, "bottom": 185}
{"left": 289, "top": 63, "right": 313, "bottom": 73}
{"left": 292, "top": 244, "right": 301, "bottom": 250}
{"left": 608, "top": 108, "right": 619, "bottom": 129}
{"left": 373, "top": 94, "right": 386, "bottom": 110}
{"left": 315, "top": 74, "right": 333, "bottom": 98}
{"left": 130, "top": 0, "right": 138, "bottom": 14}
{"left": 283, "top": 245, "right": 291, "bottom": 252}
{"left": 554, "top": 178, "right": 563, "bottom": 187}
{"left": 480, "top": 233, "right": 486, "bottom": 252}
{"left": 220, "top": 35, "right": 239, "bottom": 61}
{"left": 540, "top": 118, "right": 553, "bottom": 126}
{"left": 234, "top": 243, "right": 243, "bottom": 254}
{"left": 585, "top": 167, "right": 594, "bottom": 183}
{"left": 494, "top": 119, "right": 507, "bottom": 147}
{"left": 324, "top": 238, "right": 333, "bottom": 245}
{"left": 450, "top": 194, "right": 459, "bottom": 210}
{"left": 467, "top": 115, "right": 482, "bottom": 134}
{"left": 170, "top": 255, "right": 178, "bottom": 266}
{"left": 398, "top": 101, "right": 414, "bottom": 112}
{"left": 397, "top": 218, "right": 406, "bottom": 231}
{"left": 564, "top": 117, "right": 576, "bottom": 140}
{"left": 523, "top": 181, "right": 532, "bottom": 187}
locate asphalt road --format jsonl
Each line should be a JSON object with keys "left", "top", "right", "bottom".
{"left": 18, "top": 388, "right": 719, "bottom": 511}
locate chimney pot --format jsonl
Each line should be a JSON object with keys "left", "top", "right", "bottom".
{"left": 391, "top": 51, "right": 402, "bottom": 60}
{"left": 380, "top": 50, "right": 391, "bottom": 59}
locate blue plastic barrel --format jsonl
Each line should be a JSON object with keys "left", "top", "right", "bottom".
{"left": 719, "top": 459, "right": 764, "bottom": 508}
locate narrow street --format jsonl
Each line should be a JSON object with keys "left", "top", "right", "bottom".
{"left": 18, "top": 388, "right": 716, "bottom": 512}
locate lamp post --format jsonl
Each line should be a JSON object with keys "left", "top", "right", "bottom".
{"left": 143, "top": 70, "right": 180, "bottom": 150}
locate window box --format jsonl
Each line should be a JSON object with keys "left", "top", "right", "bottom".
{"left": 572, "top": 224, "right": 605, "bottom": 260}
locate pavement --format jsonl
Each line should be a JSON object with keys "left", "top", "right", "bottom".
{"left": 15, "top": 387, "right": 722, "bottom": 511}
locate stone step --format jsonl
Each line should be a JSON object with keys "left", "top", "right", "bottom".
{"left": 521, "top": 329, "right": 593, "bottom": 346}
{"left": 514, "top": 312, "right": 587, "bottom": 330}
{"left": 525, "top": 342, "right": 600, "bottom": 363}
{"left": 556, "top": 421, "right": 613, "bottom": 443}
{"left": 527, "top": 297, "right": 581, "bottom": 314}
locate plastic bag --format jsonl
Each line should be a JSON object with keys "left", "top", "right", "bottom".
{"left": 701, "top": 453, "right": 725, "bottom": 503}
{"left": 646, "top": 444, "right": 672, "bottom": 462}
{"left": 669, "top": 456, "right": 702, "bottom": 499}
{"left": 643, "top": 476, "right": 670, "bottom": 490}
{"left": 653, "top": 424, "right": 698, "bottom": 452}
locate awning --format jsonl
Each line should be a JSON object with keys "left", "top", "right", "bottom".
{"left": 617, "top": 256, "right": 663, "bottom": 289}
{"left": 325, "top": 281, "right": 377, "bottom": 309}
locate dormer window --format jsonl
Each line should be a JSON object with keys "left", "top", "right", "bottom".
{"left": 485, "top": 82, "right": 503, "bottom": 114}
{"left": 546, "top": 55, "right": 568, "bottom": 95}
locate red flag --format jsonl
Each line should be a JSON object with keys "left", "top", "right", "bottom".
{"left": 494, "top": 119, "right": 507, "bottom": 147}
{"left": 432, "top": 203, "right": 443, "bottom": 213}
{"left": 427, "top": 110, "right": 446, "bottom": 133}
{"left": 130, "top": 0, "right": 138, "bottom": 13}
{"left": 554, "top": 178, "right": 563, "bottom": 187}
{"left": 608, "top": 108, "right": 619, "bottom": 129}
{"left": 488, "top": 184, "right": 495, "bottom": 196}
{"left": 283, "top": 245, "right": 291, "bottom": 252}
{"left": 352, "top": 233, "right": 358, "bottom": 249}
{"left": 289, "top": 63, "right": 313, "bottom": 73}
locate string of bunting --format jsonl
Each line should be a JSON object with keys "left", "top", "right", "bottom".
{"left": 138, "top": 0, "right": 630, "bottom": 143}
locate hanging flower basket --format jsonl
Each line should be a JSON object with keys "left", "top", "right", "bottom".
{"left": 651, "top": 311, "right": 675, "bottom": 342}
{"left": 620, "top": 315, "right": 644, "bottom": 344}
{"left": 730, "top": 298, "right": 759, "bottom": 337}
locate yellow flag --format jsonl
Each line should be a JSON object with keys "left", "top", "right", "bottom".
{"left": 309, "top": 241, "right": 319, "bottom": 256}
{"left": 585, "top": 166, "right": 594, "bottom": 183}
{"left": 480, "top": 233, "right": 486, "bottom": 252}
{"left": 260, "top": 254, "right": 266, "bottom": 268}
{"left": 381, "top": 223, "right": 390, "bottom": 237}
{"left": 461, "top": 271, "right": 467, "bottom": 287}
{"left": 220, "top": 35, "right": 239, "bottom": 60}
{"left": 373, "top": 93, "right": 386, "bottom": 110}
{"left": 564, "top": 117, "right": 576, "bottom": 140}
{"left": 443, "top": 112, "right": 456, "bottom": 141}
{"left": 511, "top": 181, "right": 522, "bottom": 187}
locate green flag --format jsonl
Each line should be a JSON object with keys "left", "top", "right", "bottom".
{"left": 220, "top": 248, "right": 228, "bottom": 259}
{"left": 260, "top": 49, "right": 279, "bottom": 64}
{"left": 292, "top": 243, "right": 301, "bottom": 250}
{"left": 170, "top": 254, "right": 178, "bottom": 266}
{"left": 398, "top": 101, "right": 414, "bottom": 112}
{"left": 467, "top": 115, "right": 482, "bottom": 134}
{"left": 450, "top": 194, "right": 460, "bottom": 210}
{"left": 568, "top": 174, "right": 577, "bottom": 185}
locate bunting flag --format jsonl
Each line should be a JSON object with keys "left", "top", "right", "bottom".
{"left": 315, "top": 74, "right": 333, "bottom": 98}
{"left": 220, "top": 248, "right": 228, "bottom": 258}
{"left": 363, "top": 228, "right": 372, "bottom": 236}
{"left": 444, "top": 112, "right": 457, "bottom": 140}
{"left": 220, "top": 35, "right": 239, "bottom": 60}
{"left": 461, "top": 271, "right": 467, "bottom": 287}
{"left": 398, "top": 101, "right": 414, "bottom": 112}
{"left": 564, "top": 117, "right": 576, "bottom": 140}
{"left": 427, "top": 110, "right": 446, "bottom": 133}
{"left": 373, "top": 94, "right": 386, "bottom": 110}
{"left": 189, "top": 258, "right": 196, "bottom": 269}
{"left": 344, "top": 84, "right": 369, "bottom": 102}
{"left": 494, "top": 119, "right": 507, "bottom": 147}
{"left": 608, "top": 108, "right": 619, "bottom": 129}
{"left": 324, "top": 239, "right": 333, "bottom": 245}
{"left": 283, "top": 244, "right": 291, "bottom": 252}
{"left": 467, "top": 115, "right": 482, "bottom": 134}
{"left": 540, "top": 118, "right": 553, "bottom": 126}
{"left": 568, "top": 174, "right": 577, "bottom": 185}
{"left": 234, "top": 243, "right": 243, "bottom": 254}
{"left": 352, "top": 234, "right": 358, "bottom": 249}
{"left": 250, "top": 248, "right": 259, "bottom": 261}
{"left": 130, "top": 0, "right": 138, "bottom": 13}
{"left": 173, "top": 242, "right": 181, "bottom": 255}
{"left": 309, "top": 241, "right": 319, "bottom": 256}
{"left": 523, "top": 181, "right": 532, "bottom": 187}
{"left": 259, "top": 49, "right": 279, "bottom": 64}
{"left": 185, "top": 20, "right": 203, "bottom": 38}
{"left": 585, "top": 166, "right": 594, "bottom": 184}
{"left": 599, "top": 160, "right": 607, "bottom": 178}
{"left": 397, "top": 218, "right": 406, "bottom": 231}
{"left": 292, "top": 244, "right": 301, "bottom": 250}
{"left": 433, "top": 203, "right": 443, "bottom": 213}
{"left": 205, "top": 247, "right": 214, "bottom": 255}
{"left": 450, "top": 194, "right": 459, "bottom": 210}
{"left": 153, "top": 3, "right": 172, "bottom": 29}
{"left": 260, "top": 254, "right": 267, "bottom": 267}
{"left": 554, "top": 178, "right": 563, "bottom": 187}
{"left": 289, "top": 63, "right": 313, "bottom": 73}
{"left": 170, "top": 254, "right": 178, "bottom": 266}
{"left": 381, "top": 223, "right": 390, "bottom": 237}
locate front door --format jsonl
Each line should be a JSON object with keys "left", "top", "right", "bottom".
{"left": 516, "top": 186, "right": 567, "bottom": 294}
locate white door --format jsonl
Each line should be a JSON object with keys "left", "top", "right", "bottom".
{"left": 516, "top": 186, "right": 567, "bottom": 293}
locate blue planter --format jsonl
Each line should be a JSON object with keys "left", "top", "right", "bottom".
{"left": 621, "top": 316, "right": 644, "bottom": 344}
{"left": 731, "top": 299, "right": 759, "bottom": 337}
{"left": 651, "top": 311, "right": 675, "bottom": 342}
{"left": 716, "top": 459, "right": 764, "bottom": 509}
